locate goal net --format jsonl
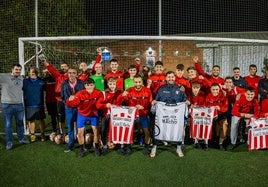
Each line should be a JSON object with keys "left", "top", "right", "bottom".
{"left": 19, "top": 36, "right": 268, "bottom": 77}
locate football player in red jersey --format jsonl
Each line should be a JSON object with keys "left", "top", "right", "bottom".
{"left": 193, "top": 56, "right": 225, "bottom": 87}
{"left": 188, "top": 81, "right": 206, "bottom": 148}
{"left": 105, "top": 59, "right": 124, "bottom": 90}
{"left": 205, "top": 83, "right": 228, "bottom": 150}
{"left": 244, "top": 64, "right": 261, "bottom": 99}
{"left": 230, "top": 87, "right": 260, "bottom": 150}
{"left": 122, "top": 74, "right": 153, "bottom": 156}
{"left": 96, "top": 77, "right": 123, "bottom": 155}
{"left": 77, "top": 62, "right": 90, "bottom": 81}
{"left": 147, "top": 61, "right": 166, "bottom": 98}
{"left": 66, "top": 78, "right": 103, "bottom": 158}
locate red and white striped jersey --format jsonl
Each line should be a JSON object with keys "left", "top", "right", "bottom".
{"left": 248, "top": 118, "right": 268, "bottom": 150}
{"left": 108, "top": 105, "right": 136, "bottom": 144}
{"left": 190, "top": 107, "right": 215, "bottom": 140}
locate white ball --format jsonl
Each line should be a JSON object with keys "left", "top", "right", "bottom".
{"left": 49, "top": 132, "right": 57, "bottom": 142}
{"left": 55, "top": 134, "right": 63, "bottom": 144}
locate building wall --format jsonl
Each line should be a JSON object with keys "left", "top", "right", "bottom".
{"left": 104, "top": 40, "right": 203, "bottom": 75}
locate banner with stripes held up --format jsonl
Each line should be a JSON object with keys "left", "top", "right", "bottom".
{"left": 108, "top": 105, "right": 137, "bottom": 144}
{"left": 248, "top": 118, "right": 268, "bottom": 150}
{"left": 190, "top": 107, "right": 215, "bottom": 140}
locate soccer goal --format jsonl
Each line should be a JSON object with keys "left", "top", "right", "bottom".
{"left": 19, "top": 35, "right": 268, "bottom": 77}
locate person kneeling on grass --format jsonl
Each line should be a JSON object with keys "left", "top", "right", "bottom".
{"left": 66, "top": 78, "right": 103, "bottom": 158}
{"left": 230, "top": 87, "right": 260, "bottom": 150}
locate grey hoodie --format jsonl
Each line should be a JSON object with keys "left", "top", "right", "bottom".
{"left": 0, "top": 73, "right": 23, "bottom": 104}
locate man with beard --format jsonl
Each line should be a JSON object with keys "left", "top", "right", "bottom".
{"left": 193, "top": 56, "right": 225, "bottom": 87}
{"left": 43, "top": 60, "right": 69, "bottom": 135}
{"left": 0, "top": 64, "right": 30, "bottom": 150}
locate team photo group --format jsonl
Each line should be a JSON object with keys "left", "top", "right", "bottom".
{"left": 1, "top": 53, "right": 268, "bottom": 158}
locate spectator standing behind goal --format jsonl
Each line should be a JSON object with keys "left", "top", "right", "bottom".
{"left": 23, "top": 67, "right": 46, "bottom": 142}
{"left": 0, "top": 64, "right": 30, "bottom": 150}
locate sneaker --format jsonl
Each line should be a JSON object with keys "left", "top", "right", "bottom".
{"left": 83, "top": 145, "right": 88, "bottom": 151}
{"left": 229, "top": 144, "right": 235, "bottom": 150}
{"left": 6, "top": 142, "right": 13, "bottom": 150}
{"left": 150, "top": 147, "right": 157, "bottom": 158}
{"left": 78, "top": 149, "right": 85, "bottom": 158}
{"left": 125, "top": 147, "right": 132, "bottom": 156}
{"left": 19, "top": 138, "right": 30, "bottom": 144}
{"left": 144, "top": 147, "right": 150, "bottom": 157}
{"left": 41, "top": 134, "right": 46, "bottom": 142}
{"left": 64, "top": 146, "right": 73, "bottom": 153}
{"left": 194, "top": 143, "right": 201, "bottom": 149}
{"left": 30, "top": 135, "right": 36, "bottom": 142}
{"left": 163, "top": 141, "right": 168, "bottom": 146}
{"left": 176, "top": 148, "right": 184, "bottom": 157}
{"left": 95, "top": 148, "right": 101, "bottom": 157}
{"left": 204, "top": 144, "right": 209, "bottom": 151}
{"left": 101, "top": 148, "right": 108, "bottom": 156}
{"left": 120, "top": 147, "right": 126, "bottom": 155}
{"left": 219, "top": 144, "right": 226, "bottom": 151}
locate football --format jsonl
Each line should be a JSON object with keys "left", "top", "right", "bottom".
{"left": 54, "top": 134, "right": 64, "bottom": 144}
{"left": 85, "top": 133, "right": 93, "bottom": 145}
{"left": 64, "top": 135, "right": 69, "bottom": 144}
{"left": 108, "top": 142, "right": 115, "bottom": 149}
{"left": 49, "top": 132, "right": 57, "bottom": 142}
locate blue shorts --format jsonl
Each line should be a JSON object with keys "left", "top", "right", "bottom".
{"left": 77, "top": 112, "right": 99, "bottom": 128}
{"left": 136, "top": 116, "right": 150, "bottom": 128}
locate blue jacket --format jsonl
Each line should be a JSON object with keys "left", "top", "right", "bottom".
{"left": 23, "top": 77, "right": 45, "bottom": 107}
{"left": 232, "top": 76, "right": 247, "bottom": 89}
{"left": 61, "top": 79, "right": 84, "bottom": 102}
{"left": 155, "top": 84, "right": 187, "bottom": 104}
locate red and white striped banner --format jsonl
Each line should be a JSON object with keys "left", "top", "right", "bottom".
{"left": 248, "top": 118, "right": 268, "bottom": 150}
{"left": 108, "top": 105, "right": 136, "bottom": 144}
{"left": 190, "top": 107, "right": 215, "bottom": 140}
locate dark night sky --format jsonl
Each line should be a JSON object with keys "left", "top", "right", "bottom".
{"left": 86, "top": 0, "right": 268, "bottom": 35}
